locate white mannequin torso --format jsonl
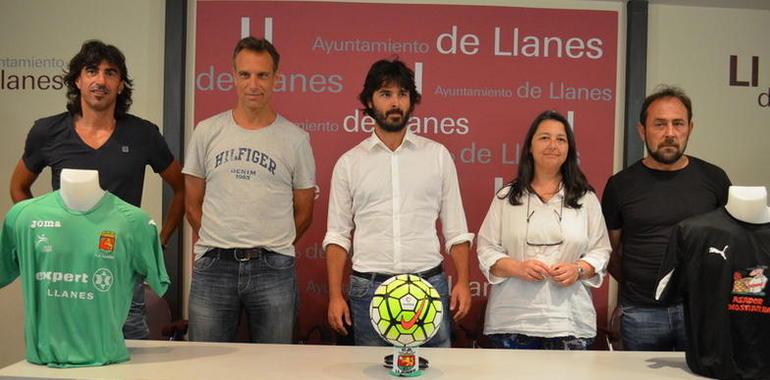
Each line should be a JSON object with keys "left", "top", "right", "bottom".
{"left": 724, "top": 186, "right": 770, "bottom": 224}
{"left": 59, "top": 168, "right": 105, "bottom": 212}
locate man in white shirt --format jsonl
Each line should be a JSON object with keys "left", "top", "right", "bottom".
{"left": 324, "top": 59, "right": 473, "bottom": 347}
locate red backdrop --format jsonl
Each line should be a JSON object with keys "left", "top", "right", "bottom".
{"left": 195, "top": 1, "right": 618, "bottom": 346}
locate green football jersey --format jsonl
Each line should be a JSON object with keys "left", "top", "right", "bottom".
{"left": 0, "top": 191, "right": 169, "bottom": 367}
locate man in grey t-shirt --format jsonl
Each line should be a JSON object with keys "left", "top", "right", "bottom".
{"left": 183, "top": 37, "right": 316, "bottom": 343}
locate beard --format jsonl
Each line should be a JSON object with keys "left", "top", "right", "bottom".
{"left": 373, "top": 108, "right": 411, "bottom": 132}
{"left": 645, "top": 138, "right": 687, "bottom": 164}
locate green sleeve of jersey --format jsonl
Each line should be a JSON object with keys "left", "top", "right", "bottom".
{"left": 131, "top": 214, "right": 170, "bottom": 296}
{"left": 0, "top": 204, "right": 22, "bottom": 287}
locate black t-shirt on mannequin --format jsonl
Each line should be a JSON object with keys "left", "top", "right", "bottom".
{"left": 657, "top": 187, "right": 770, "bottom": 380}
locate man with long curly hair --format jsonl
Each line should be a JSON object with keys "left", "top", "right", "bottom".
{"left": 9, "top": 40, "right": 185, "bottom": 340}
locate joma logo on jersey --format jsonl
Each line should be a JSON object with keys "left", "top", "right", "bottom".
{"left": 98, "top": 231, "right": 116, "bottom": 253}
{"left": 30, "top": 220, "right": 61, "bottom": 229}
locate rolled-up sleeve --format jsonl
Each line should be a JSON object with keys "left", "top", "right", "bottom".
{"left": 438, "top": 147, "right": 474, "bottom": 252}
{"left": 476, "top": 196, "right": 509, "bottom": 285}
{"left": 322, "top": 155, "right": 354, "bottom": 253}
{"left": 579, "top": 193, "right": 612, "bottom": 288}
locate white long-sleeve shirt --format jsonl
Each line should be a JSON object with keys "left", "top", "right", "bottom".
{"left": 323, "top": 131, "right": 474, "bottom": 274}
{"left": 477, "top": 187, "right": 611, "bottom": 338}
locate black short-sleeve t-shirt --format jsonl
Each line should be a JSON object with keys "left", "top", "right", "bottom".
{"left": 657, "top": 209, "right": 769, "bottom": 380}
{"left": 601, "top": 157, "right": 730, "bottom": 305}
{"left": 22, "top": 112, "right": 174, "bottom": 207}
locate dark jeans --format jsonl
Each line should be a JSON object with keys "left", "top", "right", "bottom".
{"left": 122, "top": 279, "right": 149, "bottom": 339}
{"left": 487, "top": 333, "right": 593, "bottom": 350}
{"left": 620, "top": 303, "right": 687, "bottom": 351}
{"left": 188, "top": 249, "right": 296, "bottom": 343}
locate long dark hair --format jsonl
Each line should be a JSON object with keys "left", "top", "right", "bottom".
{"left": 64, "top": 40, "right": 133, "bottom": 119}
{"left": 500, "top": 110, "right": 593, "bottom": 209}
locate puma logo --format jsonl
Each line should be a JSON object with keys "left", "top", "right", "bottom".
{"left": 708, "top": 245, "right": 728, "bottom": 261}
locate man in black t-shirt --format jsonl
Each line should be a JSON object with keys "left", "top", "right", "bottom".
{"left": 601, "top": 86, "right": 731, "bottom": 351}
{"left": 8, "top": 40, "right": 185, "bottom": 340}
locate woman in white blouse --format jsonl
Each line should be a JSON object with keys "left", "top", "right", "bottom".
{"left": 477, "top": 110, "right": 611, "bottom": 349}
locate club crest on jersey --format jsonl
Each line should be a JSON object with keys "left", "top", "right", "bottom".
{"left": 732, "top": 266, "right": 768, "bottom": 296}
{"left": 98, "top": 231, "right": 116, "bottom": 254}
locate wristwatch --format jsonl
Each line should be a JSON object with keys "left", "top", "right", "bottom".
{"left": 576, "top": 261, "right": 585, "bottom": 280}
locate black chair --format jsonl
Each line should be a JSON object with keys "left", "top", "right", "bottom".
{"left": 144, "top": 285, "right": 187, "bottom": 340}
{"left": 599, "top": 306, "right": 623, "bottom": 351}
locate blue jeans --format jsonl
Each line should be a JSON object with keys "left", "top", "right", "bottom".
{"left": 348, "top": 272, "right": 452, "bottom": 347}
{"left": 487, "top": 334, "right": 593, "bottom": 350}
{"left": 188, "top": 249, "right": 297, "bottom": 343}
{"left": 620, "top": 303, "right": 687, "bottom": 351}
{"left": 122, "top": 279, "right": 149, "bottom": 339}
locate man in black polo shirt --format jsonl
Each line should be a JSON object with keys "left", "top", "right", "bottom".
{"left": 9, "top": 40, "right": 185, "bottom": 340}
{"left": 601, "top": 85, "right": 731, "bottom": 351}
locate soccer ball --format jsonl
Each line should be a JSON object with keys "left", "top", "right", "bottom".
{"left": 369, "top": 274, "right": 443, "bottom": 347}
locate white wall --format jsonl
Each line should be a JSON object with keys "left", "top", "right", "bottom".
{"left": 0, "top": 0, "right": 165, "bottom": 367}
{"left": 647, "top": 4, "right": 770, "bottom": 189}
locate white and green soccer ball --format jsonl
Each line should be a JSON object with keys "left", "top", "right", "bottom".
{"left": 369, "top": 274, "right": 443, "bottom": 347}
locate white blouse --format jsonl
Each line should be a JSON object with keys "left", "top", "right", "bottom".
{"left": 477, "top": 186, "right": 611, "bottom": 338}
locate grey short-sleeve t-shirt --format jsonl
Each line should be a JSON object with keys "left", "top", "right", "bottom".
{"left": 183, "top": 111, "right": 316, "bottom": 259}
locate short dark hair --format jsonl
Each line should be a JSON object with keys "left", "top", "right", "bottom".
{"left": 640, "top": 85, "right": 692, "bottom": 126}
{"left": 358, "top": 59, "right": 422, "bottom": 118}
{"left": 501, "top": 110, "right": 593, "bottom": 209}
{"left": 64, "top": 40, "right": 133, "bottom": 118}
{"left": 232, "top": 37, "right": 280, "bottom": 72}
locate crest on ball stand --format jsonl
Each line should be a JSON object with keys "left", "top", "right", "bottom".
{"left": 369, "top": 274, "right": 443, "bottom": 377}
